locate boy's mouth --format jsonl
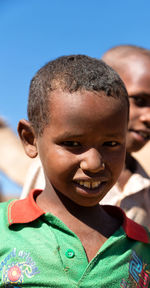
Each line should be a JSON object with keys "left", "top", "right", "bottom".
{"left": 75, "top": 180, "right": 101, "bottom": 189}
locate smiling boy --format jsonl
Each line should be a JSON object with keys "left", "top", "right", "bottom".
{"left": 0, "top": 55, "right": 150, "bottom": 287}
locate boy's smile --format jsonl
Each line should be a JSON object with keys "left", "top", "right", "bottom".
{"left": 36, "top": 89, "right": 128, "bottom": 207}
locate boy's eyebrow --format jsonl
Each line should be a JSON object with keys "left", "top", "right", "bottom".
{"left": 103, "top": 133, "right": 126, "bottom": 139}
{"left": 56, "top": 131, "right": 125, "bottom": 139}
{"left": 56, "top": 132, "right": 84, "bottom": 139}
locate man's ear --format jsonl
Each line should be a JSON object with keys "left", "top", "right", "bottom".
{"left": 17, "top": 119, "right": 38, "bottom": 158}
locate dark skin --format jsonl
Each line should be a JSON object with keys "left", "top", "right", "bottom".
{"left": 18, "top": 137, "right": 119, "bottom": 263}
{"left": 18, "top": 89, "right": 127, "bottom": 262}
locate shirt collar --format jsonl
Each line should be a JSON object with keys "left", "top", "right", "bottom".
{"left": 8, "top": 189, "right": 44, "bottom": 225}
{"left": 8, "top": 189, "right": 149, "bottom": 244}
{"left": 102, "top": 205, "right": 149, "bottom": 243}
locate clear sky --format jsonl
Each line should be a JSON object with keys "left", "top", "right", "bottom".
{"left": 1, "top": 0, "right": 150, "bottom": 195}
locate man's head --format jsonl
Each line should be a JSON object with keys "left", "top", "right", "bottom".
{"left": 102, "top": 45, "right": 150, "bottom": 153}
{"left": 27, "top": 55, "right": 129, "bottom": 135}
{"left": 18, "top": 55, "right": 129, "bottom": 206}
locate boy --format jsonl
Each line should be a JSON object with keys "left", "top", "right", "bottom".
{"left": 101, "top": 45, "right": 150, "bottom": 228}
{"left": 0, "top": 55, "right": 150, "bottom": 287}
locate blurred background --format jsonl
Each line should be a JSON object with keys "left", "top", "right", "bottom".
{"left": 1, "top": 0, "right": 150, "bottom": 199}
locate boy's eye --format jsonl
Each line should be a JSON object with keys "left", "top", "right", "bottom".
{"left": 61, "top": 141, "right": 81, "bottom": 147}
{"left": 104, "top": 141, "right": 120, "bottom": 147}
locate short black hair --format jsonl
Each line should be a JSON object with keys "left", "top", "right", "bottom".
{"left": 28, "top": 55, "right": 129, "bottom": 135}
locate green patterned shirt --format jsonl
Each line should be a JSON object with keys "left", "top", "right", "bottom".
{"left": 0, "top": 189, "right": 150, "bottom": 287}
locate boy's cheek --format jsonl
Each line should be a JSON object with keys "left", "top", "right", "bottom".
{"left": 106, "top": 151, "right": 125, "bottom": 174}
{"left": 105, "top": 148, "right": 126, "bottom": 163}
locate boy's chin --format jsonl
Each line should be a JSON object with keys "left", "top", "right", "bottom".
{"left": 56, "top": 190, "right": 101, "bottom": 208}
{"left": 68, "top": 194, "right": 107, "bottom": 208}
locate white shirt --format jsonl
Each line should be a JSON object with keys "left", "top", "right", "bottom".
{"left": 101, "top": 159, "right": 150, "bottom": 229}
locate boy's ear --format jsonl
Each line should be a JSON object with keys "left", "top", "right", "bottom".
{"left": 17, "top": 119, "right": 38, "bottom": 158}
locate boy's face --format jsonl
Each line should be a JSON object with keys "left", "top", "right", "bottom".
{"left": 36, "top": 90, "right": 128, "bottom": 207}
{"left": 119, "top": 56, "right": 150, "bottom": 153}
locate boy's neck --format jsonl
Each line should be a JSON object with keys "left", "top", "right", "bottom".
{"left": 36, "top": 185, "right": 122, "bottom": 262}
{"left": 36, "top": 185, "right": 121, "bottom": 238}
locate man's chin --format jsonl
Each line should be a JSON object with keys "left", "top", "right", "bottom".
{"left": 126, "top": 139, "right": 147, "bottom": 153}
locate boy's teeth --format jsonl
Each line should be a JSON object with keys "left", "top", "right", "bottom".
{"left": 84, "top": 182, "right": 91, "bottom": 188}
{"left": 92, "top": 182, "right": 100, "bottom": 188}
{"left": 76, "top": 180, "right": 101, "bottom": 189}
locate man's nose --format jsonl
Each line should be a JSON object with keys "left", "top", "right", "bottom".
{"left": 140, "top": 107, "right": 150, "bottom": 128}
{"left": 80, "top": 148, "right": 105, "bottom": 173}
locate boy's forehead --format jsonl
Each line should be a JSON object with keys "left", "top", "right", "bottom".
{"left": 43, "top": 89, "right": 128, "bottom": 141}
{"left": 50, "top": 89, "right": 116, "bottom": 109}
{"left": 50, "top": 89, "right": 103, "bottom": 114}
{"left": 49, "top": 89, "right": 127, "bottom": 124}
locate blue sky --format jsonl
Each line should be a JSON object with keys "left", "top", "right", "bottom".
{"left": 1, "top": 0, "right": 150, "bottom": 196}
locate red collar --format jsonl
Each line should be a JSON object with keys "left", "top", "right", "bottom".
{"left": 8, "top": 189, "right": 44, "bottom": 225}
{"left": 8, "top": 189, "right": 149, "bottom": 244}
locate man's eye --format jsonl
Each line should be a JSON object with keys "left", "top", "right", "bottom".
{"left": 129, "top": 96, "right": 145, "bottom": 107}
{"left": 61, "top": 141, "right": 81, "bottom": 147}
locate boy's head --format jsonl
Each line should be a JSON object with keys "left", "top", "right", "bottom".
{"left": 102, "top": 45, "right": 150, "bottom": 153}
{"left": 18, "top": 55, "right": 129, "bottom": 206}
{"left": 27, "top": 55, "right": 129, "bottom": 136}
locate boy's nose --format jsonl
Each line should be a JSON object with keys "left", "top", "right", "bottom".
{"left": 140, "top": 107, "right": 150, "bottom": 128}
{"left": 80, "top": 148, "right": 105, "bottom": 173}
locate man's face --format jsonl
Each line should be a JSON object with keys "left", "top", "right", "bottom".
{"left": 119, "top": 56, "right": 150, "bottom": 153}
{"left": 37, "top": 89, "right": 128, "bottom": 207}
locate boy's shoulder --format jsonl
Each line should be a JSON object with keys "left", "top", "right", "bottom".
{"left": 4, "top": 189, "right": 150, "bottom": 245}
{"left": 0, "top": 190, "right": 44, "bottom": 230}
{"left": 5, "top": 189, "right": 44, "bottom": 226}
{"left": 0, "top": 198, "right": 16, "bottom": 227}
{"left": 103, "top": 205, "right": 150, "bottom": 244}
{"left": 2, "top": 190, "right": 150, "bottom": 239}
